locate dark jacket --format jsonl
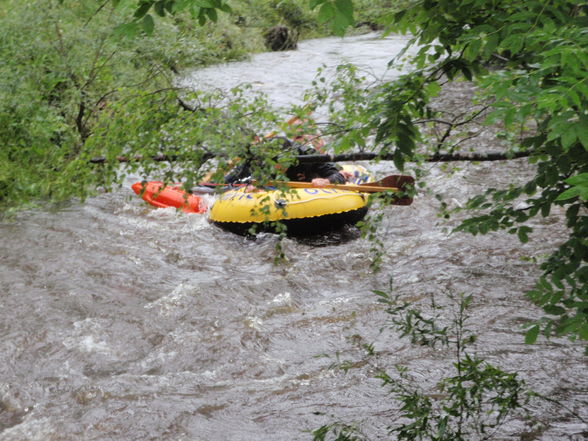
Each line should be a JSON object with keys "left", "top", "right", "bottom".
{"left": 224, "top": 139, "right": 345, "bottom": 184}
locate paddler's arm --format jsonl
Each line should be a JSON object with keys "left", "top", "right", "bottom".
{"left": 311, "top": 169, "right": 347, "bottom": 187}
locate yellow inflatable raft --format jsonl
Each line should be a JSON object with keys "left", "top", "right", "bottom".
{"left": 209, "top": 186, "right": 368, "bottom": 235}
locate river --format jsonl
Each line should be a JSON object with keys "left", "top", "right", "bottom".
{"left": 1, "top": 33, "right": 586, "bottom": 441}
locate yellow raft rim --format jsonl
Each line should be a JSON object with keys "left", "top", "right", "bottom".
{"left": 209, "top": 186, "right": 369, "bottom": 235}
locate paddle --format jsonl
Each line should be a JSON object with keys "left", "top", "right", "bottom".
{"left": 196, "top": 174, "right": 414, "bottom": 205}
{"left": 280, "top": 174, "right": 414, "bottom": 206}
{"left": 364, "top": 174, "right": 414, "bottom": 206}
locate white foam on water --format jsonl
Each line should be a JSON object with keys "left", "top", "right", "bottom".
{"left": 0, "top": 417, "right": 55, "bottom": 441}
{"left": 270, "top": 292, "right": 292, "bottom": 307}
{"left": 144, "top": 282, "right": 196, "bottom": 315}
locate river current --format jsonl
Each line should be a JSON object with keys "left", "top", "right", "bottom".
{"left": 1, "top": 33, "right": 586, "bottom": 440}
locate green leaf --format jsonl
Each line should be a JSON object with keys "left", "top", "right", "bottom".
{"left": 335, "top": 0, "right": 354, "bottom": 20}
{"left": 134, "top": 1, "right": 153, "bottom": 18}
{"left": 205, "top": 7, "right": 218, "bottom": 22}
{"left": 525, "top": 325, "right": 540, "bottom": 344}
{"left": 561, "top": 127, "right": 578, "bottom": 150}
{"left": 393, "top": 152, "right": 405, "bottom": 171}
{"left": 555, "top": 187, "right": 581, "bottom": 201}
{"left": 164, "top": 1, "right": 175, "bottom": 13}
{"left": 566, "top": 173, "right": 588, "bottom": 186}
{"left": 501, "top": 34, "right": 524, "bottom": 53}
{"left": 517, "top": 226, "right": 533, "bottom": 243}
{"left": 483, "top": 33, "right": 499, "bottom": 58}
{"left": 577, "top": 117, "right": 588, "bottom": 150}
{"left": 464, "top": 37, "right": 481, "bottom": 61}
{"left": 193, "top": 0, "right": 214, "bottom": 7}
{"left": 142, "top": 14, "right": 154, "bottom": 35}
{"left": 197, "top": 9, "right": 206, "bottom": 25}
{"left": 331, "top": 14, "right": 349, "bottom": 36}
{"left": 318, "top": 2, "right": 336, "bottom": 24}
{"left": 113, "top": 21, "right": 141, "bottom": 38}
{"left": 425, "top": 81, "right": 441, "bottom": 97}
{"left": 218, "top": 2, "right": 232, "bottom": 13}
{"left": 154, "top": 1, "right": 166, "bottom": 16}
{"left": 544, "top": 305, "right": 566, "bottom": 315}
{"left": 479, "top": 221, "right": 489, "bottom": 234}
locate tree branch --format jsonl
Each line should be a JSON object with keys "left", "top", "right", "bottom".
{"left": 89, "top": 150, "right": 531, "bottom": 164}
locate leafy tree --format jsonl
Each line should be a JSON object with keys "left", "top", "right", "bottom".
{"left": 0, "top": 0, "right": 299, "bottom": 211}
{"left": 0, "top": 0, "right": 360, "bottom": 214}
{"left": 294, "top": 0, "right": 588, "bottom": 350}
{"left": 116, "top": 0, "right": 355, "bottom": 36}
{"left": 374, "top": 0, "right": 588, "bottom": 351}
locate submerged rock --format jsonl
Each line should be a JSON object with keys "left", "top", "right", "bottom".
{"left": 264, "top": 25, "right": 297, "bottom": 51}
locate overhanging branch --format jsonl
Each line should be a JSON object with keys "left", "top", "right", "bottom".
{"left": 427, "top": 151, "right": 531, "bottom": 162}
{"left": 295, "top": 151, "right": 531, "bottom": 163}
{"left": 89, "top": 150, "right": 531, "bottom": 164}
{"left": 89, "top": 152, "right": 214, "bottom": 164}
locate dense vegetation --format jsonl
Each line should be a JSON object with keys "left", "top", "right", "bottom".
{"left": 0, "top": 0, "right": 379, "bottom": 212}
{"left": 0, "top": 0, "right": 234, "bottom": 209}
{"left": 378, "top": 0, "right": 588, "bottom": 351}
{"left": 297, "top": 0, "right": 588, "bottom": 351}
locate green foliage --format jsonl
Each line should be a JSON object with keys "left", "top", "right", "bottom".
{"left": 303, "top": 64, "right": 378, "bottom": 153}
{"left": 352, "top": 0, "right": 405, "bottom": 29}
{"left": 270, "top": 0, "right": 315, "bottom": 30}
{"left": 116, "top": 0, "right": 233, "bottom": 32}
{"left": 310, "top": 0, "right": 354, "bottom": 36}
{"left": 312, "top": 423, "right": 366, "bottom": 441}
{"left": 298, "top": 0, "right": 588, "bottom": 348}
{"left": 557, "top": 173, "right": 588, "bottom": 202}
{"left": 0, "top": 0, "right": 142, "bottom": 207}
{"left": 0, "top": 0, "right": 270, "bottom": 211}
{"left": 118, "top": 0, "right": 358, "bottom": 37}
{"left": 357, "top": 211, "right": 386, "bottom": 271}
{"left": 0, "top": 0, "right": 391, "bottom": 213}
{"left": 314, "top": 291, "right": 531, "bottom": 441}
{"left": 393, "top": 0, "right": 588, "bottom": 348}
{"left": 84, "top": 85, "right": 281, "bottom": 189}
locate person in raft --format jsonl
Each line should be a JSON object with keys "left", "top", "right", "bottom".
{"left": 224, "top": 137, "right": 349, "bottom": 188}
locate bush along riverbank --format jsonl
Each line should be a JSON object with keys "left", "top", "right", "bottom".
{"left": 0, "top": 0, "right": 395, "bottom": 212}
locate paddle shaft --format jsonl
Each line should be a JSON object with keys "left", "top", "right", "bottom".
{"left": 198, "top": 174, "right": 413, "bottom": 192}
{"left": 273, "top": 174, "right": 414, "bottom": 205}
{"left": 199, "top": 174, "right": 410, "bottom": 188}
{"left": 195, "top": 174, "right": 414, "bottom": 205}
{"left": 279, "top": 181, "right": 399, "bottom": 193}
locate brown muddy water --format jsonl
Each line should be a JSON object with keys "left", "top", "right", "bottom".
{"left": 1, "top": 33, "right": 586, "bottom": 441}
